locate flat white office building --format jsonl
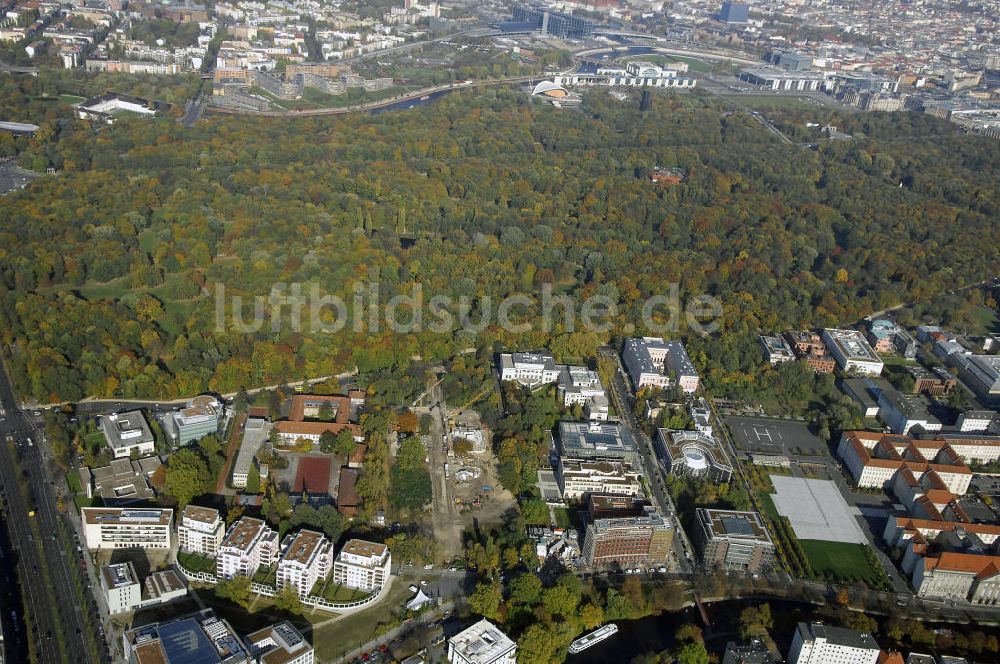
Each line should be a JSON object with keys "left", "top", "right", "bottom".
{"left": 498, "top": 351, "right": 560, "bottom": 387}
{"left": 102, "top": 562, "right": 142, "bottom": 614}
{"left": 217, "top": 517, "right": 279, "bottom": 580}
{"left": 822, "top": 328, "right": 884, "bottom": 375}
{"left": 787, "top": 622, "right": 880, "bottom": 664}
{"left": 177, "top": 505, "right": 225, "bottom": 557}
{"left": 101, "top": 411, "right": 156, "bottom": 459}
{"left": 276, "top": 529, "right": 334, "bottom": 598}
{"left": 332, "top": 539, "right": 391, "bottom": 591}
{"left": 82, "top": 507, "right": 173, "bottom": 550}
{"left": 447, "top": 619, "right": 516, "bottom": 664}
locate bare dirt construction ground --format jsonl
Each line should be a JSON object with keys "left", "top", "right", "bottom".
{"left": 421, "top": 384, "right": 516, "bottom": 564}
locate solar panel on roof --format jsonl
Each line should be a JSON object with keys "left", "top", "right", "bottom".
{"left": 720, "top": 515, "right": 754, "bottom": 536}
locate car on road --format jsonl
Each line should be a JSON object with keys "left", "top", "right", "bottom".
{"left": 423, "top": 563, "right": 433, "bottom": 570}
{"left": 420, "top": 580, "right": 428, "bottom": 587}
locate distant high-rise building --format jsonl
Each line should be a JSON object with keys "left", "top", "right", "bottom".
{"left": 511, "top": 6, "right": 595, "bottom": 39}
{"left": 719, "top": 1, "right": 749, "bottom": 23}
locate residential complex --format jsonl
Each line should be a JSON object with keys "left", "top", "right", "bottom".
{"left": 217, "top": 517, "right": 280, "bottom": 580}
{"left": 101, "top": 411, "right": 156, "bottom": 459}
{"left": 276, "top": 529, "right": 334, "bottom": 598}
{"left": 622, "top": 337, "right": 699, "bottom": 392}
{"left": 787, "top": 623, "right": 880, "bottom": 664}
{"left": 556, "top": 458, "right": 643, "bottom": 500}
{"left": 693, "top": 509, "right": 776, "bottom": 574}
{"left": 582, "top": 505, "right": 674, "bottom": 568}
{"left": 246, "top": 622, "right": 314, "bottom": 664}
{"left": 332, "top": 539, "right": 391, "bottom": 592}
{"left": 822, "top": 328, "right": 885, "bottom": 375}
{"left": 556, "top": 421, "right": 639, "bottom": 466}
{"left": 654, "top": 429, "right": 733, "bottom": 484}
{"left": 447, "top": 619, "right": 517, "bottom": 664}
{"left": 165, "top": 395, "right": 223, "bottom": 446}
{"left": 177, "top": 505, "right": 225, "bottom": 558}
{"left": 81, "top": 507, "right": 173, "bottom": 550}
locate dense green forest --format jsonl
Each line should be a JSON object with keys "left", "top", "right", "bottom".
{"left": 0, "top": 82, "right": 997, "bottom": 402}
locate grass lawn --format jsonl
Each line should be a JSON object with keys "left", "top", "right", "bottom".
{"left": 252, "top": 565, "right": 276, "bottom": 585}
{"left": 58, "top": 94, "right": 86, "bottom": 104}
{"left": 321, "top": 583, "right": 371, "bottom": 603}
{"left": 800, "top": 540, "right": 883, "bottom": 585}
{"left": 968, "top": 305, "right": 1000, "bottom": 335}
{"left": 177, "top": 551, "right": 216, "bottom": 573}
{"left": 83, "top": 430, "right": 106, "bottom": 450}
{"left": 311, "top": 579, "right": 414, "bottom": 661}
{"left": 756, "top": 491, "right": 780, "bottom": 521}
{"left": 552, "top": 507, "right": 579, "bottom": 528}
{"left": 661, "top": 55, "right": 715, "bottom": 73}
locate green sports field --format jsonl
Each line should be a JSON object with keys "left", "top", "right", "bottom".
{"left": 800, "top": 540, "right": 884, "bottom": 585}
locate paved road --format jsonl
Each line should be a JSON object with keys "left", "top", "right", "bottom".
{"left": 598, "top": 347, "right": 695, "bottom": 574}
{"left": 180, "top": 94, "right": 207, "bottom": 127}
{"left": 0, "top": 361, "right": 105, "bottom": 663}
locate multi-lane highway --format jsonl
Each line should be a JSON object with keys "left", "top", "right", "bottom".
{"left": 0, "top": 360, "right": 106, "bottom": 664}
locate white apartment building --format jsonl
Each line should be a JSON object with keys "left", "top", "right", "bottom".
{"left": 787, "top": 622, "right": 880, "bottom": 664}
{"left": 82, "top": 507, "right": 173, "bottom": 550}
{"left": 332, "top": 539, "right": 391, "bottom": 592}
{"left": 246, "top": 622, "right": 314, "bottom": 664}
{"left": 101, "top": 562, "right": 141, "bottom": 614}
{"left": 557, "top": 458, "right": 643, "bottom": 500}
{"left": 622, "top": 337, "right": 700, "bottom": 392}
{"left": 447, "top": 619, "right": 516, "bottom": 664}
{"left": 822, "top": 328, "right": 884, "bottom": 375}
{"left": 498, "top": 351, "right": 560, "bottom": 387}
{"left": 276, "top": 530, "right": 334, "bottom": 598}
{"left": 177, "top": 505, "right": 225, "bottom": 557}
{"left": 217, "top": 517, "right": 279, "bottom": 580}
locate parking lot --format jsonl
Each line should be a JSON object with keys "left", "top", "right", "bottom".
{"left": 726, "top": 415, "right": 829, "bottom": 458}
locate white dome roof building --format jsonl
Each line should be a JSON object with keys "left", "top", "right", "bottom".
{"left": 655, "top": 429, "right": 733, "bottom": 484}
{"left": 531, "top": 80, "right": 570, "bottom": 98}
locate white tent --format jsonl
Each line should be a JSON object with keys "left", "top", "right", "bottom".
{"left": 406, "top": 589, "right": 434, "bottom": 611}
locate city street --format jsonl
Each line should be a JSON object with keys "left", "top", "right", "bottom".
{"left": 597, "top": 347, "right": 695, "bottom": 573}
{"left": 0, "top": 359, "right": 105, "bottom": 663}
